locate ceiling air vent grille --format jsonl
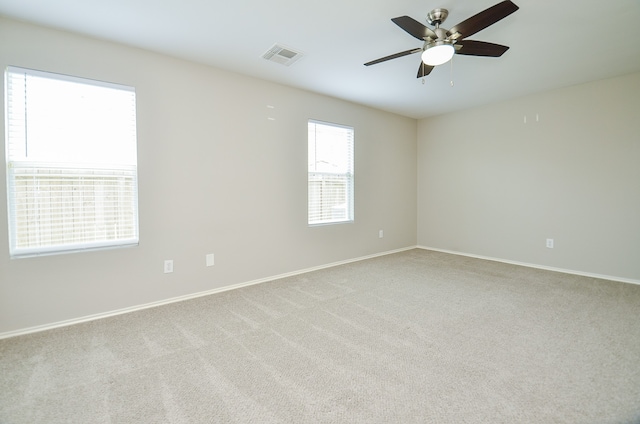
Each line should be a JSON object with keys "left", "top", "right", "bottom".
{"left": 262, "top": 44, "right": 303, "bottom": 66}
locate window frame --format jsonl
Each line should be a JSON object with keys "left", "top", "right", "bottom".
{"left": 4, "top": 66, "right": 139, "bottom": 258}
{"left": 307, "top": 119, "right": 354, "bottom": 226}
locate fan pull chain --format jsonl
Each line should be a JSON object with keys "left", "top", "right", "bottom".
{"left": 450, "top": 55, "right": 454, "bottom": 87}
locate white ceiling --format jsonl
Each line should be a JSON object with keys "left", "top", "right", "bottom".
{"left": 1, "top": 0, "right": 639, "bottom": 119}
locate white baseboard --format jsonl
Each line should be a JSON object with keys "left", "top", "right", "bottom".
{"left": 417, "top": 245, "right": 640, "bottom": 286}
{"left": 0, "top": 246, "right": 416, "bottom": 340}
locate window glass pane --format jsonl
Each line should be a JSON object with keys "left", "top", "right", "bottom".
{"left": 308, "top": 124, "right": 352, "bottom": 174}
{"left": 6, "top": 70, "right": 136, "bottom": 164}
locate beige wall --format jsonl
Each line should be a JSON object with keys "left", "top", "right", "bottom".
{"left": 0, "top": 18, "right": 418, "bottom": 334}
{"left": 417, "top": 72, "right": 640, "bottom": 281}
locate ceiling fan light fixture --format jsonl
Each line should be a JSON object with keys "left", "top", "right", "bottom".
{"left": 421, "top": 41, "right": 454, "bottom": 66}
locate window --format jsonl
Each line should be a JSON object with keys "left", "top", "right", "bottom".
{"left": 4, "top": 66, "right": 138, "bottom": 257}
{"left": 308, "top": 120, "right": 354, "bottom": 225}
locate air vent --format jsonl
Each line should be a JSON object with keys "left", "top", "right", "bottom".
{"left": 262, "top": 44, "right": 303, "bottom": 66}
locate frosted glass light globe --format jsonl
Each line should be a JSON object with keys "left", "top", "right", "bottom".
{"left": 421, "top": 43, "right": 454, "bottom": 66}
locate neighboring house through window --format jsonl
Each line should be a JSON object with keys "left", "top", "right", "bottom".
{"left": 4, "top": 66, "right": 139, "bottom": 257}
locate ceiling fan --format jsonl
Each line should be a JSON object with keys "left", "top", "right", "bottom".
{"left": 364, "top": 0, "right": 519, "bottom": 78}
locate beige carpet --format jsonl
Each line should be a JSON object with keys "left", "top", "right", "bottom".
{"left": 1, "top": 249, "right": 639, "bottom": 423}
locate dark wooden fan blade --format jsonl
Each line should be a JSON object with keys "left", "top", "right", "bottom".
{"left": 455, "top": 40, "right": 509, "bottom": 57}
{"left": 392, "top": 16, "right": 437, "bottom": 40}
{"left": 417, "top": 62, "right": 435, "bottom": 78}
{"left": 364, "top": 48, "right": 422, "bottom": 66}
{"left": 449, "top": 0, "right": 519, "bottom": 40}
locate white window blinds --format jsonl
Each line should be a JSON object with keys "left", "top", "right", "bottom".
{"left": 308, "top": 120, "right": 354, "bottom": 225}
{"left": 4, "top": 66, "right": 139, "bottom": 257}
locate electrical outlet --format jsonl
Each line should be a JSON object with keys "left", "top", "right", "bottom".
{"left": 164, "top": 260, "right": 173, "bottom": 273}
{"left": 546, "top": 239, "right": 554, "bottom": 249}
{"left": 206, "top": 253, "right": 214, "bottom": 267}
{"left": 379, "top": 230, "right": 384, "bottom": 238}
